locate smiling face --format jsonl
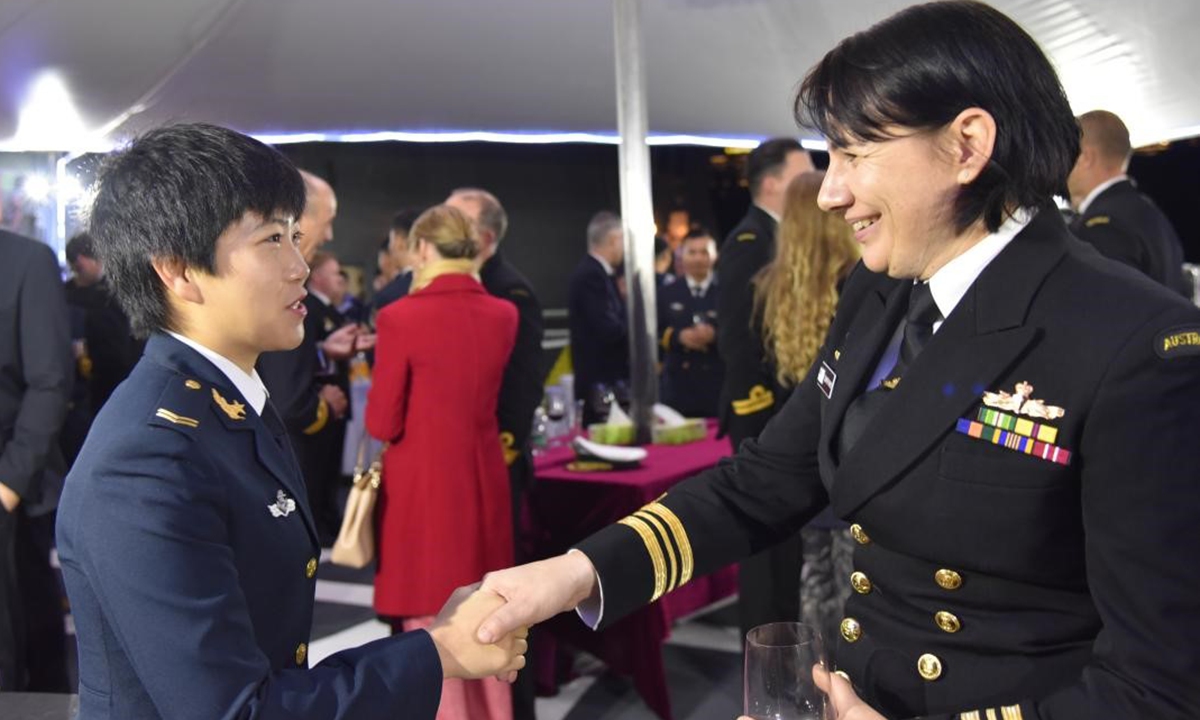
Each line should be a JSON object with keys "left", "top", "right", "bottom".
{"left": 179, "top": 211, "right": 310, "bottom": 370}
{"left": 818, "top": 126, "right": 983, "bottom": 280}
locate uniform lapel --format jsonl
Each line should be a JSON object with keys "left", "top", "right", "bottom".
{"left": 829, "top": 209, "right": 1070, "bottom": 517}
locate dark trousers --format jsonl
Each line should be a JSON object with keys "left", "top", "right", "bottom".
{"left": 17, "top": 511, "right": 69, "bottom": 692}
{"left": 0, "top": 506, "right": 22, "bottom": 691}
{"left": 727, "top": 415, "right": 803, "bottom": 642}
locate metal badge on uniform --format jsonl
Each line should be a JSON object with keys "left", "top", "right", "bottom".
{"left": 268, "top": 490, "right": 297, "bottom": 518}
{"left": 956, "top": 381, "right": 1072, "bottom": 466}
{"left": 669, "top": 302, "right": 684, "bottom": 312}
{"left": 817, "top": 361, "right": 837, "bottom": 399}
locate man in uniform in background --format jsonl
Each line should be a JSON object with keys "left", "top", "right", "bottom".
{"left": 716, "top": 137, "right": 813, "bottom": 639}
{"left": 1068, "top": 109, "right": 1187, "bottom": 294}
{"left": 658, "top": 228, "right": 722, "bottom": 418}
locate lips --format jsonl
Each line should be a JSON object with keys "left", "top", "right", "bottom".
{"left": 850, "top": 217, "right": 878, "bottom": 233}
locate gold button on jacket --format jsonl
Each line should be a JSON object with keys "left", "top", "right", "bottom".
{"left": 850, "top": 571, "right": 872, "bottom": 595}
{"left": 306, "top": 558, "right": 318, "bottom": 579}
{"left": 917, "top": 653, "right": 943, "bottom": 681}
{"left": 935, "top": 568, "right": 963, "bottom": 590}
{"left": 935, "top": 610, "right": 962, "bottom": 633}
{"left": 850, "top": 524, "right": 871, "bottom": 545}
{"left": 295, "top": 642, "right": 307, "bottom": 666}
{"left": 840, "top": 617, "right": 862, "bottom": 643}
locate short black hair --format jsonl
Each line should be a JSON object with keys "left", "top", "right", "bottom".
{"left": 683, "top": 226, "right": 714, "bottom": 243}
{"left": 796, "top": 0, "right": 1079, "bottom": 233}
{"left": 390, "top": 207, "right": 424, "bottom": 236}
{"left": 89, "top": 123, "right": 305, "bottom": 338}
{"left": 654, "top": 236, "right": 670, "bottom": 257}
{"left": 65, "top": 232, "right": 96, "bottom": 264}
{"left": 747, "top": 138, "right": 805, "bottom": 197}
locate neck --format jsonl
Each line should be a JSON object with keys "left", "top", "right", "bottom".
{"left": 176, "top": 326, "right": 257, "bottom": 375}
{"left": 687, "top": 272, "right": 710, "bottom": 284}
{"left": 917, "top": 222, "right": 991, "bottom": 282}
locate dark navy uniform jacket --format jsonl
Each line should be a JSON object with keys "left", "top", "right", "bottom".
{"left": 715, "top": 205, "right": 784, "bottom": 444}
{"left": 57, "top": 334, "right": 441, "bottom": 720}
{"left": 657, "top": 275, "right": 722, "bottom": 417}
{"left": 579, "top": 209, "right": 1200, "bottom": 719}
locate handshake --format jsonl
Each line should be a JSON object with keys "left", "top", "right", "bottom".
{"left": 426, "top": 552, "right": 601, "bottom": 680}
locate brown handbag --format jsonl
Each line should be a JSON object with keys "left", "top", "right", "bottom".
{"left": 330, "top": 439, "right": 385, "bottom": 569}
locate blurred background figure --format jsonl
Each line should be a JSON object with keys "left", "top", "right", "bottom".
{"left": 658, "top": 227, "right": 722, "bottom": 417}
{"left": 1068, "top": 109, "right": 1187, "bottom": 294}
{"left": 653, "top": 235, "right": 676, "bottom": 294}
{"left": 0, "top": 225, "right": 72, "bottom": 693}
{"left": 366, "top": 204, "right": 518, "bottom": 720}
{"left": 373, "top": 208, "right": 424, "bottom": 313}
{"left": 373, "top": 236, "right": 399, "bottom": 294}
{"left": 715, "top": 137, "right": 813, "bottom": 640}
{"left": 753, "top": 170, "right": 859, "bottom": 647}
{"left": 568, "top": 211, "right": 629, "bottom": 425}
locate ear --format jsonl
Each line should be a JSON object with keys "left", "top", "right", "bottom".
{"left": 150, "top": 256, "right": 205, "bottom": 305}
{"left": 948, "top": 107, "right": 997, "bottom": 185}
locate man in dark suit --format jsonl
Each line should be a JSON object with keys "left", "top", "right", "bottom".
{"left": 1068, "top": 109, "right": 1187, "bottom": 294}
{"left": 57, "top": 123, "right": 524, "bottom": 719}
{"left": 372, "top": 208, "right": 422, "bottom": 314}
{"left": 716, "top": 137, "right": 813, "bottom": 639}
{"left": 257, "top": 171, "right": 371, "bottom": 546}
{"left": 0, "top": 227, "right": 72, "bottom": 691}
{"left": 658, "top": 228, "right": 722, "bottom": 417}
{"left": 477, "top": 5, "right": 1200, "bottom": 719}
{"left": 446, "top": 187, "right": 545, "bottom": 720}
{"left": 568, "top": 211, "right": 629, "bottom": 425}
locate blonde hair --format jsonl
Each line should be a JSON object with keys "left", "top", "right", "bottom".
{"left": 753, "top": 171, "right": 859, "bottom": 387}
{"left": 409, "top": 204, "right": 480, "bottom": 260}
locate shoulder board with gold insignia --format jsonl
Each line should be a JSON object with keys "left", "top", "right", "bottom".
{"left": 736, "top": 232, "right": 757, "bottom": 242}
{"left": 510, "top": 288, "right": 529, "bottom": 298}
{"left": 1155, "top": 325, "right": 1200, "bottom": 359}
{"left": 1084, "top": 216, "right": 1110, "bottom": 227}
{"left": 147, "top": 376, "right": 209, "bottom": 432}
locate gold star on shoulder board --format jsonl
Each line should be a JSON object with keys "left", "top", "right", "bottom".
{"left": 212, "top": 389, "right": 246, "bottom": 420}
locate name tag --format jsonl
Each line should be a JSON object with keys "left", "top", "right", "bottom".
{"left": 817, "top": 362, "right": 837, "bottom": 399}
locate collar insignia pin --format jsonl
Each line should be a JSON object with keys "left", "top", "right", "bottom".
{"left": 982, "top": 381, "right": 1065, "bottom": 420}
{"left": 268, "top": 490, "right": 297, "bottom": 518}
{"left": 212, "top": 389, "right": 246, "bottom": 421}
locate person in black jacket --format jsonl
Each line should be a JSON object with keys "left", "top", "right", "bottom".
{"left": 0, "top": 228, "right": 72, "bottom": 691}
{"left": 567, "top": 211, "right": 629, "bottom": 425}
{"left": 476, "top": 4, "right": 1200, "bottom": 719}
{"left": 658, "top": 229, "right": 722, "bottom": 417}
{"left": 1067, "top": 109, "right": 1187, "bottom": 294}
{"left": 373, "top": 208, "right": 423, "bottom": 314}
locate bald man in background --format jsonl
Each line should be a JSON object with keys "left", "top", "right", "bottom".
{"left": 1068, "top": 110, "right": 1187, "bottom": 294}
{"left": 258, "top": 170, "right": 374, "bottom": 544}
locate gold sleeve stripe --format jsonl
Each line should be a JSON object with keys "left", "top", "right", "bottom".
{"left": 634, "top": 510, "right": 678, "bottom": 592}
{"left": 155, "top": 409, "right": 199, "bottom": 428}
{"left": 1000, "top": 706, "right": 1023, "bottom": 720}
{"left": 986, "top": 709, "right": 998, "bottom": 720}
{"left": 302, "top": 397, "right": 329, "bottom": 435}
{"left": 644, "top": 502, "right": 693, "bottom": 586}
{"left": 617, "top": 516, "right": 668, "bottom": 601}
{"left": 731, "top": 385, "right": 775, "bottom": 416}
{"left": 959, "top": 712, "right": 980, "bottom": 720}
{"left": 661, "top": 326, "right": 675, "bottom": 352}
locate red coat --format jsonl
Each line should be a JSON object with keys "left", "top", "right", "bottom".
{"left": 366, "top": 273, "right": 518, "bottom": 617}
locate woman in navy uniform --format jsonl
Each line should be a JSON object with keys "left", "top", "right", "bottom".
{"left": 56, "top": 123, "right": 525, "bottom": 720}
{"left": 473, "top": 3, "right": 1200, "bottom": 719}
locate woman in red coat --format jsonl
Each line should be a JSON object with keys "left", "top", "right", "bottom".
{"left": 366, "top": 204, "right": 518, "bottom": 720}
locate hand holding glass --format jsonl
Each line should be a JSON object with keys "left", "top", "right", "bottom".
{"left": 744, "top": 622, "right": 829, "bottom": 720}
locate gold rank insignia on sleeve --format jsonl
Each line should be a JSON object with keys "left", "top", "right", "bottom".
{"left": 732, "top": 385, "right": 775, "bottom": 416}
{"left": 1084, "top": 215, "right": 1110, "bottom": 227}
{"left": 212, "top": 389, "right": 246, "bottom": 420}
{"left": 499, "top": 431, "right": 520, "bottom": 466}
{"left": 154, "top": 408, "right": 199, "bottom": 428}
{"left": 303, "top": 397, "right": 329, "bottom": 435}
{"left": 960, "top": 705, "right": 1023, "bottom": 720}
{"left": 1155, "top": 326, "right": 1200, "bottom": 359}
{"left": 617, "top": 499, "right": 694, "bottom": 602}
{"left": 736, "top": 232, "right": 756, "bottom": 242}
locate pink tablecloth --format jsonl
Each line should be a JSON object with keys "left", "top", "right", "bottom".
{"left": 526, "top": 422, "right": 736, "bottom": 720}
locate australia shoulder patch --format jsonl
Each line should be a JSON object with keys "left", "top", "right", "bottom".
{"left": 1155, "top": 325, "right": 1200, "bottom": 359}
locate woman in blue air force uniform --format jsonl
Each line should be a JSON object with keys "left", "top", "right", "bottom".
{"left": 56, "top": 123, "right": 524, "bottom": 720}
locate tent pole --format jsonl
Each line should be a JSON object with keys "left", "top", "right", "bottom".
{"left": 613, "top": 0, "right": 657, "bottom": 444}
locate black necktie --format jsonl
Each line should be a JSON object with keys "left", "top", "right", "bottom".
{"left": 692, "top": 285, "right": 702, "bottom": 299}
{"left": 261, "top": 398, "right": 289, "bottom": 448}
{"left": 836, "top": 282, "right": 942, "bottom": 460}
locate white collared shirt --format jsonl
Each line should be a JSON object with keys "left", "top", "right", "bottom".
{"left": 168, "top": 332, "right": 268, "bottom": 416}
{"left": 308, "top": 288, "right": 331, "bottom": 307}
{"left": 1077, "top": 175, "right": 1128, "bottom": 215}
{"left": 589, "top": 252, "right": 615, "bottom": 277}
{"left": 685, "top": 274, "right": 713, "bottom": 298}
{"left": 927, "top": 207, "right": 1034, "bottom": 333}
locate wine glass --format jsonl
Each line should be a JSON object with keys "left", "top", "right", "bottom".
{"left": 744, "top": 622, "right": 829, "bottom": 720}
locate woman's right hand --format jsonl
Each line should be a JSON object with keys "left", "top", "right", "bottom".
{"left": 427, "top": 585, "right": 528, "bottom": 679}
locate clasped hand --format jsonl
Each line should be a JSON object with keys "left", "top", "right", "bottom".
{"left": 428, "top": 585, "right": 528, "bottom": 680}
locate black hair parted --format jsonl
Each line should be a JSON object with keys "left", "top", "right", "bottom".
{"left": 747, "top": 137, "right": 805, "bottom": 197}
{"left": 795, "top": 0, "right": 1080, "bottom": 233}
{"left": 89, "top": 123, "right": 306, "bottom": 338}
{"left": 65, "top": 232, "right": 96, "bottom": 264}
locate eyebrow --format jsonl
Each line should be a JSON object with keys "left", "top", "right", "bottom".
{"left": 254, "top": 216, "right": 293, "bottom": 231}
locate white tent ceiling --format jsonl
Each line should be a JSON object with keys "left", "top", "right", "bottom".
{"left": 1, "top": 0, "right": 1198, "bottom": 152}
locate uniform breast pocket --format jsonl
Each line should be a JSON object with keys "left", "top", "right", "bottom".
{"left": 938, "top": 437, "right": 1068, "bottom": 490}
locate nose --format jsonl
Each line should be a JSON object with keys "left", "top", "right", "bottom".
{"left": 817, "top": 155, "right": 852, "bottom": 214}
{"left": 288, "top": 242, "right": 310, "bottom": 282}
